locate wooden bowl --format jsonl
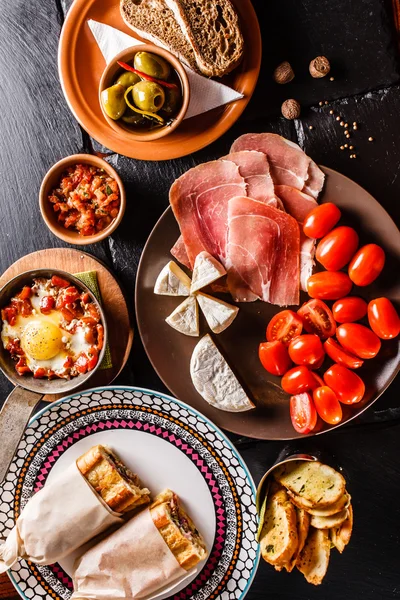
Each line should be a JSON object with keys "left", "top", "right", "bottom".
{"left": 39, "top": 154, "right": 126, "bottom": 245}
{"left": 99, "top": 45, "right": 190, "bottom": 142}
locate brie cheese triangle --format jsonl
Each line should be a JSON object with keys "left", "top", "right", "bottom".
{"left": 190, "top": 251, "right": 226, "bottom": 294}
{"left": 190, "top": 334, "right": 255, "bottom": 412}
{"left": 165, "top": 295, "right": 199, "bottom": 336}
{"left": 154, "top": 261, "right": 191, "bottom": 296}
{"left": 197, "top": 292, "right": 239, "bottom": 334}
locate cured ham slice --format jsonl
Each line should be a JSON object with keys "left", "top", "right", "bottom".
{"left": 169, "top": 161, "right": 246, "bottom": 268}
{"left": 227, "top": 197, "right": 300, "bottom": 306}
{"left": 170, "top": 235, "right": 191, "bottom": 269}
{"left": 220, "top": 150, "right": 275, "bottom": 203}
{"left": 231, "top": 133, "right": 325, "bottom": 199}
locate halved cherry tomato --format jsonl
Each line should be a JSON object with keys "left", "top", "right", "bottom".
{"left": 313, "top": 386, "right": 342, "bottom": 425}
{"left": 307, "top": 272, "right": 352, "bottom": 301}
{"left": 324, "top": 338, "right": 364, "bottom": 369}
{"left": 40, "top": 295, "right": 55, "bottom": 314}
{"left": 324, "top": 364, "right": 365, "bottom": 404}
{"left": 282, "top": 366, "right": 318, "bottom": 395}
{"left": 368, "top": 297, "right": 400, "bottom": 340}
{"left": 297, "top": 299, "right": 336, "bottom": 338}
{"left": 266, "top": 310, "right": 303, "bottom": 345}
{"left": 348, "top": 244, "right": 385, "bottom": 286}
{"left": 18, "top": 286, "right": 32, "bottom": 300}
{"left": 2, "top": 306, "right": 17, "bottom": 325}
{"left": 332, "top": 296, "right": 368, "bottom": 323}
{"left": 290, "top": 392, "right": 318, "bottom": 434}
{"left": 336, "top": 323, "right": 381, "bottom": 359}
{"left": 316, "top": 226, "right": 359, "bottom": 271}
{"left": 303, "top": 203, "right": 341, "bottom": 239}
{"left": 259, "top": 341, "right": 292, "bottom": 376}
{"left": 288, "top": 334, "right": 325, "bottom": 367}
{"left": 75, "top": 354, "right": 89, "bottom": 374}
{"left": 51, "top": 275, "right": 70, "bottom": 288}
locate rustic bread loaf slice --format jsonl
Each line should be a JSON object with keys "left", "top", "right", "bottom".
{"left": 330, "top": 503, "right": 353, "bottom": 553}
{"left": 120, "top": 0, "right": 198, "bottom": 72}
{"left": 260, "top": 486, "right": 298, "bottom": 567}
{"left": 297, "top": 527, "right": 331, "bottom": 585}
{"left": 165, "top": 0, "right": 244, "bottom": 77}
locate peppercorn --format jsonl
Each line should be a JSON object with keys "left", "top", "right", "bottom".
{"left": 273, "top": 61, "right": 295, "bottom": 84}
{"left": 281, "top": 99, "right": 301, "bottom": 120}
{"left": 309, "top": 56, "right": 331, "bottom": 78}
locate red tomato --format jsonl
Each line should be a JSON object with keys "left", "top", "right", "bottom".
{"left": 307, "top": 272, "right": 352, "bottom": 301}
{"left": 368, "top": 298, "right": 400, "bottom": 340}
{"left": 298, "top": 299, "right": 336, "bottom": 338}
{"left": 259, "top": 341, "right": 292, "bottom": 376}
{"left": 40, "top": 296, "right": 55, "bottom": 314}
{"left": 312, "top": 372, "right": 325, "bottom": 387}
{"left": 51, "top": 275, "right": 70, "bottom": 288}
{"left": 348, "top": 244, "right": 385, "bottom": 286}
{"left": 18, "top": 286, "right": 32, "bottom": 300}
{"left": 324, "top": 338, "right": 364, "bottom": 369}
{"left": 324, "top": 364, "right": 365, "bottom": 404}
{"left": 332, "top": 296, "right": 368, "bottom": 323}
{"left": 313, "top": 386, "right": 343, "bottom": 425}
{"left": 316, "top": 226, "right": 359, "bottom": 271}
{"left": 336, "top": 323, "right": 381, "bottom": 359}
{"left": 266, "top": 310, "right": 303, "bottom": 345}
{"left": 290, "top": 393, "right": 318, "bottom": 434}
{"left": 282, "top": 366, "right": 318, "bottom": 395}
{"left": 288, "top": 334, "right": 325, "bottom": 367}
{"left": 75, "top": 354, "right": 89, "bottom": 374}
{"left": 303, "top": 203, "right": 341, "bottom": 239}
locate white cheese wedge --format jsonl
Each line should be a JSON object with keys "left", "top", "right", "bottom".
{"left": 197, "top": 292, "right": 239, "bottom": 334}
{"left": 190, "top": 334, "right": 255, "bottom": 412}
{"left": 154, "top": 261, "right": 191, "bottom": 296}
{"left": 190, "top": 251, "right": 227, "bottom": 294}
{"left": 165, "top": 295, "right": 199, "bottom": 336}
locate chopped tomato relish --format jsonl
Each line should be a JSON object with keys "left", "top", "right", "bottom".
{"left": 48, "top": 164, "right": 120, "bottom": 236}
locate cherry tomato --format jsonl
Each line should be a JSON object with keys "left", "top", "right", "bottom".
{"left": 316, "top": 226, "right": 359, "bottom": 271}
{"left": 266, "top": 310, "right": 303, "bottom": 345}
{"left": 259, "top": 341, "right": 292, "bottom": 376}
{"left": 40, "top": 296, "right": 55, "bottom": 314}
{"left": 51, "top": 275, "right": 70, "bottom": 288}
{"left": 298, "top": 299, "right": 336, "bottom": 338}
{"left": 313, "top": 386, "right": 342, "bottom": 425}
{"left": 348, "top": 244, "right": 385, "bottom": 286}
{"left": 324, "top": 337, "right": 364, "bottom": 369}
{"left": 337, "top": 323, "right": 381, "bottom": 359}
{"left": 332, "top": 296, "right": 368, "bottom": 323}
{"left": 324, "top": 364, "right": 365, "bottom": 404}
{"left": 282, "top": 366, "right": 318, "bottom": 395}
{"left": 288, "top": 334, "right": 325, "bottom": 367}
{"left": 312, "top": 372, "right": 325, "bottom": 387}
{"left": 307, "top": 272, "right": 352, "bottom": 301}
{"left": 290, "top": 393, "right": 318, "bottom": 434}
{"left": 368, "top": 298, "right": 400, "bottom": 340}
{"left": 75, "top": 354, "right": 89, "bottom": 374}
{"left": 18, "top": 286, "right": 32, "bottom": 300}
{"left": 303, "top": 203, "right": 341, "bottom": 239}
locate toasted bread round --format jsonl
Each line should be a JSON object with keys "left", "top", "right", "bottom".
{"left": 307, "top": 492, "right": 350, "bottom": 517}
{"left": 274, "top": 461, "right": 346, "bottom": 507}
{"left": 260, "top": 487, "right": 298, "bottom": 567}
{"left": 330, "top": 503, "right": 353, "bottom": 553}
{"left": 297, "top": 527, "right": 331, "bottom": 585}
{"left": 310, "top": 508, "right": 348, "bottom": 530}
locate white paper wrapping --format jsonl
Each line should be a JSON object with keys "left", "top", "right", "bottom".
{"left": 0, "top": 463, "right": 122, "bottom": 573}
{"left": 71, "top": 507, "right": 187, "bottom": 599}
{"left": 88, "top": 20, "right": 244, "bottom": 119}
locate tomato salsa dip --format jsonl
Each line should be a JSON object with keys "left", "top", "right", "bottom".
{"left": 1, "top": 275, "right": 104, "bottom": 379}
{"left": 47, "top": 163, "right": 120, "bottom": 236}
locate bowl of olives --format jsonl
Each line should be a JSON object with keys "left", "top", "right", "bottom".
{"left": 99, "top": 45, "right": 190, "bottom": 141}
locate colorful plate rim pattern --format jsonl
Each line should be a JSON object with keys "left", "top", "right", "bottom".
{"left": 0, "top": 386, "right": 260, "bottom": 600}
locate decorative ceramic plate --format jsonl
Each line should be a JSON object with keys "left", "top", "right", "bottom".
{"left": 58, "top": 0, "right": 261, "bottom": 161}
{"left": 136, "top": 167, "right": 400, "bottom": 440}
{"left": 0, "top": 386, "right": 259, "bottom": 600}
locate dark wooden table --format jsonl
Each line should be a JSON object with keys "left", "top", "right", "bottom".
{"left": 1, "top": 0, "right": 400, "bottom": 598}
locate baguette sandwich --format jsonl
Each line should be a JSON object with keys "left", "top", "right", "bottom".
{"left": 77, "top": 445, "right": 150, "bottom": 513}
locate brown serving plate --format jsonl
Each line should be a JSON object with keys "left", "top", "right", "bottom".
{"left": 135, "top": 167, "right": 400, "bottom": 440}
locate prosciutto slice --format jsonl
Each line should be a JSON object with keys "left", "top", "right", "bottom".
{"left": 170, "top": 236, "right": 191, "bottom": 269}
{"left": 227, "top": 197, "right": 300, "bottom": 306}
{"left": 220, "top": 150, "right": 276, "bottom": 204}
{"left": 231, "top": 133, "right": 325, "bottom": 199}
{"left": 169, "top": 161, "right": 246, "bottom": 268}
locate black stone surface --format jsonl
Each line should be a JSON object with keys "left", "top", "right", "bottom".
{"left": 0, "top": 0, "right": 399, "bottom": 598}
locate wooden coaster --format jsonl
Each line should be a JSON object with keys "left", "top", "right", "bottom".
{"left": 0, "top": 248, "right": 133, "bottom": 401}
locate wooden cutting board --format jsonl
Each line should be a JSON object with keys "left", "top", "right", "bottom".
{"left": 0, "top": 248, "right": 133, "bottom": 401}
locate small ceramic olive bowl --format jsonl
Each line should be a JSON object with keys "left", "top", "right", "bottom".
{"left": 99, "top": 44, "right": 190, "bottom": 142}
{"left": 39, "top": 154, "right": 126, "bottom": 245}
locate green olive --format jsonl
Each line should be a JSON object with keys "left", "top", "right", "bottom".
{"left": 115, "top": 71, "right": 141, "bottom": 89}
{"left": 162, "top": 86, "right": 182, "bottom": 116}
{"left": 101, "top": 84, "right": 126, "bottom": 120}
{"left": 121, "top": 107, "right": 147, "bottom": 126}
{"left": 132, "top": 81, "right": 165, "bottom": 113}
{"left": 134, "top": 51, "right": 171, "bottom": 80}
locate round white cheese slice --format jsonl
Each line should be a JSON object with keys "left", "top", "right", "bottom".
{"left": 165, "top": 295, "right": 199, "bottom": 337}
{"left": 190, "top": 251, "right": 226, "bottom": 294}
{"left": 196, "top": 292, "right": 239, "bottom": 334}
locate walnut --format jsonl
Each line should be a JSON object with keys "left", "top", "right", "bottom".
{"left": 273, "top": 61, "right": 295, "bottom": 84}
{"left": 309, "top": 56, "right": 331, "bottom": 78}
{"left": 281, "top": 99, "right": 301, "bottom": 120}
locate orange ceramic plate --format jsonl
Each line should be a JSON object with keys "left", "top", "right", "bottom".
{"left": 58, "top": 0, "right": 261, "bottom": 160}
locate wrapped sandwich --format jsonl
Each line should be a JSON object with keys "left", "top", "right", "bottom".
{"left": 0, "top": 445, "right": 149, "bottom": 573}
{"left": 71, "top": 489, "right": 208, "bottom": 599}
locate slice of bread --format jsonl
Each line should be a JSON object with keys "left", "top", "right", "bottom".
{"left": 120, "top": 0, "right": 199, "bottom": 72}
{"left": 310, "top": 508, "right": 349, "bottom": 530}
{"left": 297, "top": 527, "right": 331, "bottom": 585}
{"left": 260, "top": 486, "right": 298, "bottom": 567}
{"left": 165, "top": 0, "right": 244, "bottom": 77}
{"left": 330, "top": 503, "right": 353, "bottom": 553}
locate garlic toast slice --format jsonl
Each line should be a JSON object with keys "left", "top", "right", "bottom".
{"left": 310, "top": 508, "right": 348, "bottom": 530}
{"left": 260, "top": 487, "right": 298, "bottom": 567}
{"left": 274, "top": 461, "right": 345, "bottom": 507}
{"left": 330, "top": 503, "right": 353, "bottom": 553}
{"left": 297, "top": 527, "right": 331, "bottom": 585}
{"left": 307, "top": 492, "right": 350, "bottom": 517}
{"left": 285, "top": 507, "right": 310, "bottom": 572}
